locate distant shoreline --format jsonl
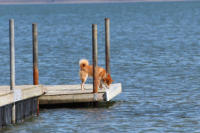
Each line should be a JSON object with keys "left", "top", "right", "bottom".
{"left": 0, "top": 0, "right": 197, "bottom": 5}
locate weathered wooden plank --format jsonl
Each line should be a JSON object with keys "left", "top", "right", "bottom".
{"left": 5, "top": 104, "right": 12, "bottom": 125}
{"left": 15, "top": 97, "right": 38, "bottom": 123}
{"left": 0, "top": 85, "right": 45, "bottom": 93}
{"left": 0, "top": 83, "right": 122, "bottom": 107}
{"left": 39, "top": 93, "right": 104, "bottom": 104}
{"left": 43, "top": 84, "right": 106, "bottom": 95}
{"left": 19, "top": 85, "right": 45, "bottom": 101}
{"left": 0, "top": 85, "right": 45, "bottom": 107}
{"left": 0, "top": 86, "right": 10, "bottom": 95}
{"left": 44, "top": 84, "right": 93, "bottom": 90}
{"left": 39, "top": 83, "right": 122, "bottom": 105}
{"left": 0, "top": 93, "right": 14, "bottom": 107}
{"left": 0, "top": 104, "right": 12, "bottom": 128}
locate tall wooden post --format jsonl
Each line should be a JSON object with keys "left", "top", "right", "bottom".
{"left": 9, "top": 19, "right": 15, "bottom": 91}
{"left": 105, "top": 18, "right": 110, "bottom": 74}
{"left": 32, "top": 23, "right": 39, "bottom": 85}
{"left": 92, "top": 24, "right": 98, "bottom": 99}
{"left": 32, "top": 23, "right": 39, "bottom": 116}
{"left": 9, "top": 19, "right": 16, "bottom": 124}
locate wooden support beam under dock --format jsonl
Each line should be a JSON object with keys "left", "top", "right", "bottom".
{"left": 39, "top": 83, "right": 122, "bottom": 105}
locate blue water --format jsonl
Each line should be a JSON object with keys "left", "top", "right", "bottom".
{"left": 1, "top": 1, "right": 200, "bottom": 132}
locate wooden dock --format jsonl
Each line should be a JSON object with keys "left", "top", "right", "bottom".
{"left": 0, "top": 83, "right": 122, "bottom": 106}
{"left": 39, "top": 83, "right": 122, "bottom": 105}
{"left": 0, "top": 85, "right": 45, "bottom": 128}
{"left": 0, "top": 85, "right": 45, "bottom": 107}
{"left": 0, "top": 83, "right": 122, "bottom": 128}
{"left": 0, "top": 18, "right": 123, "bottom": 129}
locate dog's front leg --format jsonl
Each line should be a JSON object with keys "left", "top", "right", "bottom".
{"left": 99, "top": 80, "right": 103, "bottom": 89}
{"left": 81, "top": 82, "right": 85, "bottom": 91}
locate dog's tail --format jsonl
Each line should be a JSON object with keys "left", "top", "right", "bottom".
{"left": 79, "top": 59, "right": 89, "bottom": 69}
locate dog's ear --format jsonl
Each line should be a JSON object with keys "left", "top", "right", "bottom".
{"left": 107, "top": 74, "right": 113, "bottom": 82}
{"left": 107, "top": 74, "right": 111, "bottom": 78}
{"left": 109, "top": 74, "right": 114, "bottom": 84}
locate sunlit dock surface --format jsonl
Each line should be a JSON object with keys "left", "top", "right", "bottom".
{"left": 39, "top": 83, "right": 122, "bottom": 105}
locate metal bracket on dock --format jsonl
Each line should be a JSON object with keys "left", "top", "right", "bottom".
{"left": 105, "top": 90, "right": 110, "bottom": 101}
{"left": 105, "top": 83, "right": 122, "bottom": 102}
{"left": 14, "top": 89, "right": 22, "bottom": 102}
{"left": 93, "top": 93, "right": 98, "bottom": 101}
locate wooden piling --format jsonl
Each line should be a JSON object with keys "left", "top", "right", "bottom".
{"left": 32, "top": 23, "right": 39, "bottom": 85}
{"left": 92, "top": 24, "right": 98, "bottom": 96}
{"left": 32, "top": 23, "right": 39, "bottom": 116}
{"left": 9, "top": 19, "right": 16, "bottom": 124}
{"left": 105, "top": 18, "right": 110, "bottom": 74}
{"left": 9, "top": 19, "right": 15, "bottom": 91}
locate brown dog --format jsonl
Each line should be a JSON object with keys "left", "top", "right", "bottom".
{"left": 79, "top": 59, "right": 113, "bottom": 90}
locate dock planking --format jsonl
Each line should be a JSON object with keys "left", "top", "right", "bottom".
{"left": 0, "top": 85, "right": 45, "bottom": 128}
{"left": 0, "top": 85, "right": 45, "bottom": 107}
{"left": 0, "top": 83, "right": 122, "bottom": 107}
{"left": 39, "top": 83, "right": 122, "bottom": 105}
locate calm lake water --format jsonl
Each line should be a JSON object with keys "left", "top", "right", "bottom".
{"left": 1, "top": 1, "right": 200, "bottom": 132}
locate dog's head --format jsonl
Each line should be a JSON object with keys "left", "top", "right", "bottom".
{"left": 103, "top": 74, "right": 113, "bottom": 88}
